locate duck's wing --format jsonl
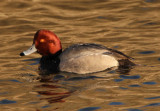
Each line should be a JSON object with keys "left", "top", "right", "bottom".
{"left": 60, "top": 43, "right": 110, "bottom": 61}
{"left": 61, "top": 43, "right": 133, "bottom": 61}
{"left": 106, "top": 48, "right": 134, "bottom": 60}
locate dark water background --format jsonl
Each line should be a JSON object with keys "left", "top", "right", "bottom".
{"left": 0, "top": 0, "right": 160, "bottom": 111}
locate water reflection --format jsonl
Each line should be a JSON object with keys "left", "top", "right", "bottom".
{"left": 19, "top": 55, "right": 136, "bottom": 110}
{"left": 38, "top": 90, "right": 72, "bottom": 103}
{"left": 34, "top": 78, "right": 75, "bottom": 104}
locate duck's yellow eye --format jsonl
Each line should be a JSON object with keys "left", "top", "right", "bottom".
{"left": 40, "top": 39, "right": 45, "bottom": 43}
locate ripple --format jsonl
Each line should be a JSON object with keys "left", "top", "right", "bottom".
{"left": 119, "top": 75, "right": 140, "bottom": 79}
{"left": 109, "top": 102, "right": 124, "bottom": 105}
{"left": 55, "top": 4, "right": 88, "bottom": 11}
{"left": 157, "top": 58, "right": 160, "bottom": 61}
{"left": 119, "top": 87, "right": 128, "bottom": 90}
{"left": 53, "top": 75, "right": 65, "bottom": 80}
{"left": 138, "top": 51, "right": 155, "bottom": 54}
{"left": 0, "top": 79, "right": 22, "bottom": 83}
{"left": 66, "top": 76, "right": 103, "bottom": 81}
{"left": 23, "top": 58, "right": 40, "bottom": 65}
{"left": 127, "top": 109, "right": 143, "bottom": 111}
{"left": 1, "top": 0, "right": 160, "bottom": 111}
{"left": 78, "top": 107, "right": 100, "bottom": 111}
{"left": 145, "top": 103, "right": 160, "bottom": 107}
{"left": 145, "top": 0, "right": 156, "bottom": 3}
{"left": 143, "top": 81, "right": 157, "bottom": 85}
{"left": 4, "top": 1, "right": 31, "bottom": 9}
{"left": 0, "top": 92, "right": 8, "bottom": 95}
{"left": 114, "top": 79, "right": 123, "bottom": 82}
{"left": 97, "top": 16, "right": 108, "bottom": 19}
{"left": 0, "top": 99, "right": 16, "bottom": 104}
{"left": 41, "top": 105, "right": 50, "bottom": 108}
{"left": 9, "top": 79, "right": 23, "bottom": 83}
{"left": 128, "top": 84, "right": 141, "bottom": 87}
{"left": 145, "top": 96, "right": 160, "bottom": 99}
{"left": 28, "top": 101, "right": 39, "bottom": 104}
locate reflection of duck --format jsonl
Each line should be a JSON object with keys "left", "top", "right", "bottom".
{"left": 36, "top": 83, "right": 73, "bottom": 103}
{"left": 20, "top": 29, "right": 134, "bottom": 74}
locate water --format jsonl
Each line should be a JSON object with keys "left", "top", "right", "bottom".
{"left": 0, "top": 0, "right": 160, "bottom": 111}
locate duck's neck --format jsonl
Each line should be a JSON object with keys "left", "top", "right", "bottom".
{"left": 42, "top": 49, "right": 62, "bottom": 59}
{"left": 39, "top": 49, "right": 62, "bottom": 75}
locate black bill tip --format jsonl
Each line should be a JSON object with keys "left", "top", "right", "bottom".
{"left": 20, "top": 52, "right": 25, "bottom": 56}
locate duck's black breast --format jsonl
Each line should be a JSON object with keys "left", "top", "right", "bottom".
{"left": 39, "top": 50, "right": 62, "bottom": 75}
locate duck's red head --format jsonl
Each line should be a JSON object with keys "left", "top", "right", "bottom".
{"left": 34, "top": 30, "right": 62, "bottom": 56}
{"left": 20, "top": 30, "right": 62, "bottom": 56}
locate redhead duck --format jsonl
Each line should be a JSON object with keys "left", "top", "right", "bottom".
{"left": 20, "top": 29, "right": 134, "bottom": 74}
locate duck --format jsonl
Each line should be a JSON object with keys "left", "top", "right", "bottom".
{"left": 20, "top": 29, "right": 134, "bottom": 74}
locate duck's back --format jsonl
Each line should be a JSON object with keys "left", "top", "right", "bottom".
{"left": 59, "top": 43, "right": 133, "bottom": 74}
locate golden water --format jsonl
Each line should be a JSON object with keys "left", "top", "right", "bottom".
{"left": 0, "top": 0, "right": 160, "bottom": 111}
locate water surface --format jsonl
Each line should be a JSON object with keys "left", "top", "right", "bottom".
{"left": 0, "top": 0, "right": 160, "bottom": 111}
